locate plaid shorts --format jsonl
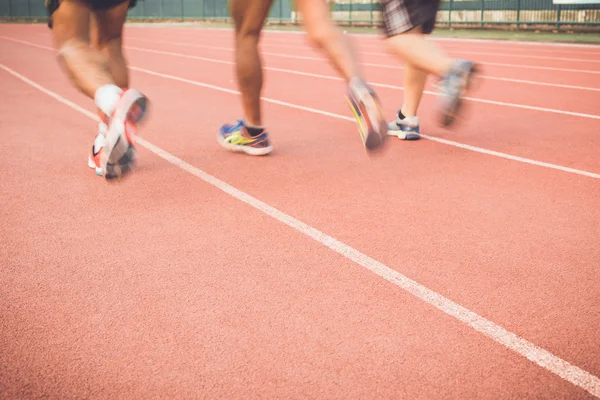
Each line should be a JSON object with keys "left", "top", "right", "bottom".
{"left": 380, "top": 0, "right": 441, "bottom": 37}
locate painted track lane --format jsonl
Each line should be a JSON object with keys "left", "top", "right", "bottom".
{"left": 112, "top": 56, "right": 600, "bottom": 379}
{"left": 120, "top": 32, "right": 600, "bottom": 90}
{"left": 2, "top": 24, "right": 600, "bottom": 398}
{"left": 3, "top": 34, "right": 599, "bottom": 175}
{"left": 120, "top": 25, "right": 600, "bottom": 57}
{"left": 118, "top": 35, "right": 600, "bottom": 112}
{"left": 120, "top": 30, "right": 600, "bottom": 103}
{"left": 117, "top": 37, "right": 600, "bottom": 119}
{"left": 99, "top": 39, "right": 600, "bottom": 174}
{"left": 121, "top": 27, "right": 600, "bottom": 76}
{"left": 13, "top": 31, "right": 600, "bottom": 115}
{"left": 1, "top": 51, "right": 595, "bottom": 400}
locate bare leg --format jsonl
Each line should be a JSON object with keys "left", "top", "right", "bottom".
{"left": 91, "top": 2, "right": 130, "bottom": 89}
{"left": 89, "top": 5, "right": 130, "bottom": 137}
{"left": 297, "top": 0, "right": 361, "bottom": 81}
{"left": 51, "top": 0, "right": 114, "bottom": 99}
{"left": 296, "top": 0, "right": 387, "bottom": 151}
{"left": 52, "top": 0, "right": 146, "bottom": 179}
{"left": 401, "top": 63, "right": 428, "bottom": 117}
{"left": 230, "top": 0, "right": 274, "bottom": 126}
{"left": 384, "top": 27, "right": 453, "bottom": 78}
{"left": 221, "top": 0, "right": 386, "bottom": 154}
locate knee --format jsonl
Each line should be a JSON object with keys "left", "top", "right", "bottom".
{"left": 236, "top": 27, "right": 260, "bottom": 50}
{"left": 93, "top": 36, "right": 123, "bottom": 61}
{"left": 104, "top": 40, "right": 124, "bottom": 59}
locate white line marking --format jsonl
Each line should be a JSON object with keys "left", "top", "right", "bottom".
{"left": 254, "top": 38, "right": 600, "bottom": 61}
{"left": 252, "top": 34, "right": 600, "bottom": 56}
{"left": 12, "top": 34, "right": 600, "bottom": 92}
{"left": 125, "top": 36, "right": 600, "bottom": 90}
{"left": 430, "top": 35, "right": 600, "bottom": 49}
{"left": 2, "top": 62, "right": 600, "bottom": 398}
{"left": 131, "top": 66, "right": 353, "bottom": 120}
{"left": 128, "top": 36, "right": 600, "bottom": 75}
{"left": 419, "top": 134, "right": 600, "bottom": 178}
{"left": 126, "top": 23, "right": 600, "bottom": 49}
{"left": 149, "top": 34, "right": 600, "bottom": 64}
{"left": 410, "top": 49, "right": 600, "bottom": 64}
{"left": 470, "top": 60, "right": 600, "bottom": 75}
{"left": 2, "top": 35, "right": 599, "bottom": 178}
{"left": 480, "top": 76, "right": 600, "bottom": 92}
{"left": 1, "top": 36, "right": 54, "bottom": 51}
{"left": 130, "top": 66, "right": 600, "bottom": 178}
{"left": 120, "top": 45, "right": 600, "bottom": 121}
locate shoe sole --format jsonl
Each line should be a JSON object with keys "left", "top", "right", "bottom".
{"left": 88, "top": 155, "right": 103, "bottom": 176}
{"left": 103, "top": 90, "right": 149, "bottom": 180}
{"left": 346, "top": 94, "right": 388, "bottom": 152}
{"left": 387, "top": 122, "right": 421, "bottom": 140}
{"left": 217, "top": 131, "right": 273, "bottom": 156}
{"left": 388, "top": 129, "right": 421, "bottom": 140}
{"left": 105, "top": 143, "right": 137, "bottom": 181}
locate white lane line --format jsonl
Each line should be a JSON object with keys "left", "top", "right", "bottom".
{"left": 3, "top": 35, "right": 599, "bottom": 179}
{"left": 18, "top": 33, "right": 600, "bottom": 85}
{"left": 480, "top": 76, "right": 600, "bottom": 92}
{"left": 256, "top": 35, "right": 600, "bottom": 57}
{"left": 429, "top": 35, "right": 600, "bottom": 49}
{"left": 138, "top": 36, "right": 600, "bottom": 75}
{"left": 130, "top": 66, "right": 600, "bottom": 179}
{"left": 126, "top": 23, "right": 600, "bottom": 50}
{"left": 148, "top": 33, "right": 600, "bottom": 63}
{"left": 120, "top": 45, "right": 600, "bottom": 121}
{"left": 2, "top": 62, "right": 600, "bottom": 398}
{"left": 0, "top": 36, "right": 53, "bottom": 50}
{"left": 124, "top": 36, "right": 600, "bottom": 88}
{"left": 12, "top": 36, "right": 600, "bottom": 115}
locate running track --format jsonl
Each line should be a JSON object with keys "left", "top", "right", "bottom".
{"left": 1, "top": 23, "right": 599, "bottom": 399}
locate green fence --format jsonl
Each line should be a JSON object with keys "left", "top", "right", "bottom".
{"left": 326, "top": 0, "right": 600, "bottom": 29}
{"left": 1, "top": 0, "right": 599, "bottom": 29}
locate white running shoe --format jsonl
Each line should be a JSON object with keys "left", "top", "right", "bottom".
{"left": 88, "top": 122, "right": 108, "bottom": 176}
{"left": 102, "top": 89, "right": 149, "bottom": 180}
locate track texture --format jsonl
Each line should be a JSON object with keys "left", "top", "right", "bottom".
{"left": 1, "top": 23, "right": 599, "bottom": 399}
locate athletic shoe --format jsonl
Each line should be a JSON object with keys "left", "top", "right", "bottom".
{"left": 87, "top": 122, "right": 108, "bottom": 176}
{"left": 217, "top": 120, "right": 273, "bottom": 156}
{"left": 438, "top": 59, "right": 478, "bottom": 127}
{"left": 103, "top": 89, "right": 148, "bottom": 180}
{"left": 346, "top": 77, "right": 388, "bottom": 152}
{"left": 388, "top": 115, "right": 421, "bottom": 140}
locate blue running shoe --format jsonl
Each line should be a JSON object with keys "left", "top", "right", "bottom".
{"left": 346, "top": 77, "right": 388, "bottom": 152}
{"left": 217, "top": 120, "right": 273, "bottom": 156}
{"left": 438, "top": 59, "right": 478, "bottom": 127}
{"left": 388, "top": 115, "right": 421, "bottom": 141}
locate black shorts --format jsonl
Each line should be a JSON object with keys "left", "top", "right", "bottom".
{"left": 46, "top": 0, "right": 137, "bottom": 28}
{"left": 380, "top": 0, "right": 441, "bottom": 37}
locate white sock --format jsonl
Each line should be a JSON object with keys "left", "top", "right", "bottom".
{"left": 94, "top": 84, "right": 123, "bottom": 117}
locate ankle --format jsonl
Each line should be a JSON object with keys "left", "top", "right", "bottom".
{"left": 244, "top": 121, "right": 265, "bottom": 137}
{"left": 399, "top": 108, "right": 417, "bottom": 119}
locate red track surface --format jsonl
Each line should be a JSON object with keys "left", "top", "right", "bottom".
{"left": 1, "top": 23, "right": 599, "bottom": 398}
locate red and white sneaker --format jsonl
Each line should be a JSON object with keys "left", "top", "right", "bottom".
{"left": 102, "top": 89, "right": 149, "bottom": 180}
{"left": 88, "top": 123, "right": 108, "bottom": 176}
